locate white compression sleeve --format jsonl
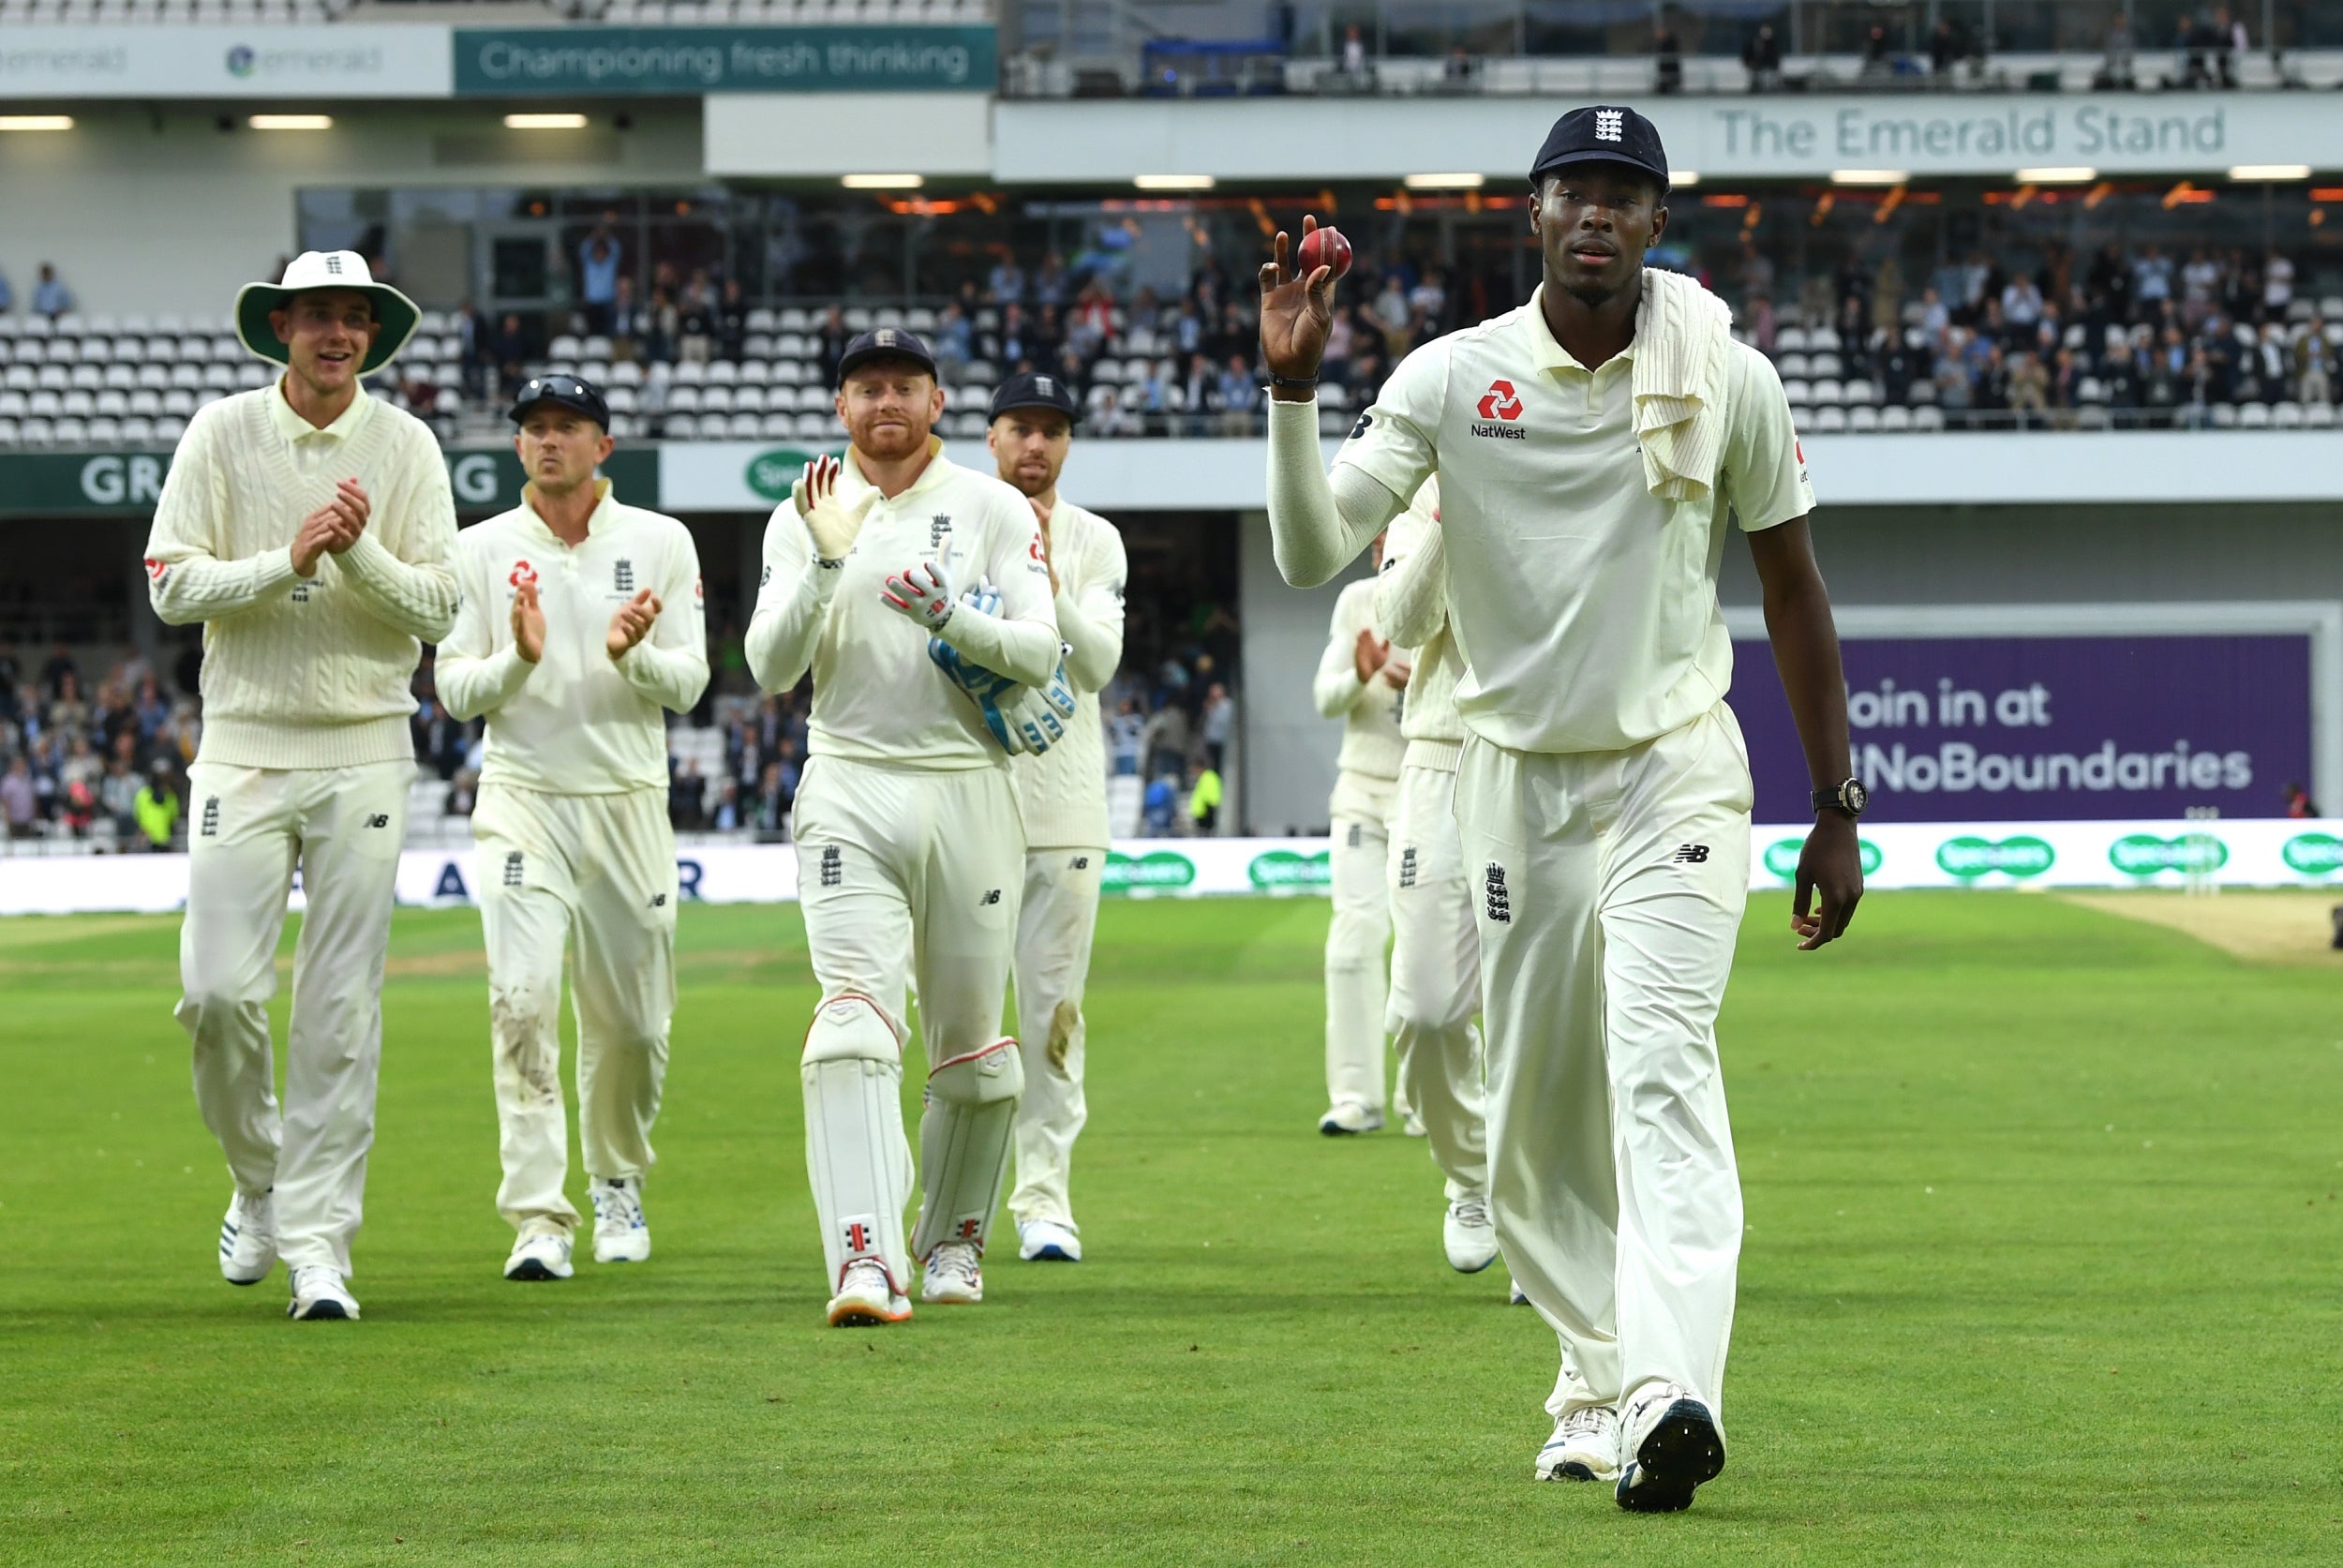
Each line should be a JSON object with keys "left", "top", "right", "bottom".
{"left": 1265, "top": 396, "right": 1405, "bottom": 588}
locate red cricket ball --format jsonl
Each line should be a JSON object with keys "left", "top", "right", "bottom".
{"left": 1297, "top": 225, "right": 1352, "bottom": 280}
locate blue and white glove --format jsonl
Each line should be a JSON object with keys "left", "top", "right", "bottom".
{"left": 1003, "top": 656, "right": 1079, "bottom": 755}
{"left": 928, "top": 583, "right": 1022, "bottom": 753}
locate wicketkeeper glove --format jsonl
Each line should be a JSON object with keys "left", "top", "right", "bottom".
{"left": 928, "top": 583, "right": 1023, "bottom": 754}
{"left": 795, "top": 465, "right": 877, "bottom": 565}
{"left": 1002, "top": 656, "right": 1079, "bottom": 755}
{"left": 881, "top": 560, "right": 957, "bottom": 633}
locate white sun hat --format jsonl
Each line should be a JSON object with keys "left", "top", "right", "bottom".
{"left": 233, "top": 250, "right": 420, "bottom": 376}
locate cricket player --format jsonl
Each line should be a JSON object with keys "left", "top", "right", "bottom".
{"left": 986, "top": 371, "right": 1127, "bottom": 1264}
{"left": 1260, "top": 107, "right": 1864, "bottom": 1511}
{"left": 1374, "top": 476, "right": 1498, "bottom": 1277}
{"left": 146, "top": 251, "right": 457, "bottom": 1322}
{"left": 436, "top": 374, "right": 708, "bottom": 1283}
{"left": 1312, "top": 539, "right": 1407, "bottom": 1135}
{"left": 745, "top": 329, "right": 1060, "bottom": 1326}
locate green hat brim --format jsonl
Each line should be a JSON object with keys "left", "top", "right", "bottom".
{"left": 234, "top": 280, "right": 421, "bottom": 377}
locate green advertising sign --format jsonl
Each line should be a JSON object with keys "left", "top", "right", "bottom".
{"left": 1934, "top": 834, "right": 2056, "bottom": 879}
{"left": 1247, "top": 849, "right": 1333, "bottom": 892}
{"left": 454, "top": 26, "right": 997, "bottom": 96}
{"left": 1762, "top": 837, "right": 1883, "bottom": 880}
{"left": 744, "top": 446, "right": 838, "bottom": 504}
{"left": 2108, "top": 832, "right": 2229, "bottom": 875}
{"left": 1100, "top": 850, "right": 1197, "bottom": 897}
{"left": 0, "top": 447, "right": 658, "bottom": 516}
{"left": 2282, "top": 832, "right": 2343, "bottom": 875}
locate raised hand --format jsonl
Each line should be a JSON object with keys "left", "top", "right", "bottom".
{"left": 795, "top": 454, "right": 875, "bottom": 565}
{"left": 1028, "top": 493, "right": 1059, "bottom": 595}
{"left": 325, "top": 478, "right": 371, "bottom": 551}
{"left": 606, "top": 588, "right": 660, "bottom": 662}
{"left": 1258, "top": 214, "right": 1338, "bottom": 393}
{"left": 880, "top": 560, "right": 957, "bottom": 633}
{"left": 1353, "top": 627, "right": 1390, "bottom": 685}
{"left": 510, "top": 578, "right": 546, "bottom": 664}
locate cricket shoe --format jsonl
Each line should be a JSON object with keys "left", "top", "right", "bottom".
{"left": 218, "top": 1189, "right": 276, "bottom": 1285}
{"left": 1443, "top": 1194, "right": 1499, "bottom": 1274}
{"left": 1509, "top": 1277, "right": 1530, "bottom": 1306}
{"left": 827, "top": 1260, "right": 912, "bottom": 1327}
{"left": 1318, "top": 1103, "right": 1384, "bottom": 1136}
{"left": 1615, "top": 1382, "right": 1725, "bottom": 1513}
{"left": 1402, "top": 1109, "right": 1427, "bottom": 1138}
{"left": 504, "top": 1229, "right": 574, "bottom": 1281}
{"left": 921, "top": 1241, "right": 984, "bottom": 1305}
{"left": 589, "top": 1175, "right": 650, "bottom": 1263}
{"left": 1017, "top": 1218, "right": 1082, "bottom": 1262}
{"left": 1536, "top": 1405, "right": 1622, "bottom": 1483}
{"left": 286, "top": 1264, "right": 360, "bottom": 1322}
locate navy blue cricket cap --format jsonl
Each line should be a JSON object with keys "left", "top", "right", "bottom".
{"left": 986, "top": 370, "right": 1081, "bottom": 425}
{"left": 508, "top": 371, "right": 611, "bottom": 430}
{"left": 1529, "top": 105, "right": 1671, "bottom": 195}
{"left": 836, "top": 326, "right": 938, "bottom": 384}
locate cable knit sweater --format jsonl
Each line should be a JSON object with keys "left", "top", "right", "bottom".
{"left": 144, "top": 385, "right": 458, "bottom": 769}
{"left": 1012, "top": 498, "right": 1127, "bottom": 850}
{"left": 1374, "top": 476, "right": 1465, "bottom": 772}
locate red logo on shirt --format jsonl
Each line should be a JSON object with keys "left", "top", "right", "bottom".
{"left": 694, "top": 575, "right": 705, "bottom": 603}
{"left": 509, "top": 560, "right": 538, "bottom": 590}
{"left": 1476, "top": 380, "right": 1524, "bottom": 422}
{"left": 143, "top": 557, "right": 169, "bottom": 581}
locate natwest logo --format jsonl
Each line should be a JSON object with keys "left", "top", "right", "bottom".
{"left": 1476, "top": 380, "right": 1523, "bottom": 421}
{"left": 509, "top": 560, "right": 538, "bottom": 589}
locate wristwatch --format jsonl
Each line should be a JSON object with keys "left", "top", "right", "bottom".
{"left": 1812, "top": 777, "right": 1868, "bottom": 818}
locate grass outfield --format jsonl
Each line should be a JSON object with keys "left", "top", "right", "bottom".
{"left": 5, "top": 891, "right": 2342, "bottom": 1566}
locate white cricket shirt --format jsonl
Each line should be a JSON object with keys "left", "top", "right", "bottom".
{"left": 1375, "top": 477, "right": 1466, "bottom": 771}
{"left": 1314, "top": 575, "right": 1405, "bottom": 822}
{"left": 1335, "top": 284, "right": 1814, "bottom": 755}
{"left": 1012, "top": 498, "right": 1127, "bottom": 850}
{"left": 746, "top": 441, "right": 1057, "bottom": 771}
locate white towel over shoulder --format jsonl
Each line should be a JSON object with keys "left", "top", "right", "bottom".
{"left": 1632, "top": 267, "right": 1737, "bottom": 504}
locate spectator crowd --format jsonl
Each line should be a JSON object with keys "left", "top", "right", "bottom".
{"left": 0, "top": 641, "right": 204, "bottom": 850}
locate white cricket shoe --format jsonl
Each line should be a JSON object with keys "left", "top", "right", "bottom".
{"left": 1401, "top": 1109, "right": 1427, "bottom": 1138}
{"left": 1017, "top": 1218, "right": 1082, "bottom": 1262}
{"left": 504, "top": 1229, "right": 574, "bottom": 1281}
{"left": 1535, "top": 1405, "right": 1622, "bottom": 1482}
{"left": 1318, "top": 1103, "right": 1384, "bottom": 1136}
{"left": 1443, "top": 1194, "right": 1499, "bottom": 1274}
{"left": 218, "top": 1189, "right": 276, "bottom": 1285}
{"left": 286, "top": 1264, "right": 360, "bottom": 1322}
{"left": 827, "top": 1260, "right": 912, "bottom": 1327}
{"left": 1509, "top": 1277, "right": 1530, "bottom": 1306}
{"left": 1615, "top": 1381, "right": 1725, "bottom": 1513}
{"left": 589, "top": 1175, "right": 650, "bottom": 1263}
{"left": 921, "top": 1241, "right": 984, "bottom": 1304}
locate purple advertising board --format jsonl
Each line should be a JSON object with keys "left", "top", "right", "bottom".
{"left": 1726, "top": 634, "right": 2313, "bottom": 822}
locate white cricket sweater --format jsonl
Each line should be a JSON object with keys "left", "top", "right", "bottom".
{"left": 1314, "top": 575, "right": 1406, "bottom": 824}
{"left": 437, "top": 482, "right": 710, "bottom": 796}
{"left": 744, "top": 441, "right": 1058, "bottom": 771}
{"left": 144, "top": 382, "right": 458, "bottom": 769}
{"left": 1012, "top": 498, "right": 1127, "bottom": 850}
{"left": 1374, "top": 476, "right": 1465, "bottom": 773}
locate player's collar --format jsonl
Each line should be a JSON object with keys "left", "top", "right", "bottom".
{"left": 1522, "top": 283, "right": 1637, "bottom": 375}
{"left": 266, "top": 377, "right": 372, "bottom": 441}
{"left": 519, "top": 477, "right": 614, "bottom": 541}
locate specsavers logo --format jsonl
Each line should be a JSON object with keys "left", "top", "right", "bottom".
{"left": 2282, "top": 832, "right": 2343, "bottom": 874}
{"left": 1763, "top": 837, "right": 1883, "bottom": 879}
{"left": 2109, "top": 833, "right": 2227, "bottom": 875}
{"left": 1100, "top": 851, "right": 1196, "bottom": 896}
{"left": 746, "top": 448, "right": 829, "bottom": 503}
{"left": 1933, "top": 834, "right": 2054, "bottom": 879}
{"left": 1247, "top": 849, "right": 1333, "bottom": 891}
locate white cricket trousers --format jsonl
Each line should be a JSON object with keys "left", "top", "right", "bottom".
{"left": 1453, "top": 704, "right": 1753, "bottom": 1429}
{"left": 1009, "top": 846, "right": 1104, "bottom": 1232}
{"left": 177, "top": 757, "right": 413, "bottom": 1277}
{"left": 1325, "top": 800, "right": 1394, "bottom": 1116}
{"left": 1384, "top": 763, "right": 1487, "bottom": 1199}
{"left": 472, "top": 783, "right": 679, "bottom": 1235}
{"left": 793, "top": 756, "right": 1024, "bottom": 1243}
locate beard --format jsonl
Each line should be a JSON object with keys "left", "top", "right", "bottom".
{"left": 852, "top": 413, "right": 928, "bottom": 461}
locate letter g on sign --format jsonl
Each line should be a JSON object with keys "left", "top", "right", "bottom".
{"left": 451, "top": 453, "right": 500, "bottom": 506}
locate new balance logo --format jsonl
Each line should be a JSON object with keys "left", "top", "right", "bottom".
{"left": 1070, "top": 856, "right": 1089, "bottom": 870}
{"left": 503, "top": 851, "right": 524, "bottom": 888}
{"left": 614, "top": 558, "right": 634, "bottom": 593}
{"left": 1398, "top": 846, "right": 1418, "bottom": 889}
{"left": 1672, "top": 844, "right": 1710, "bottom": 864}
{"left": 649, "top": 892, "right": 667, "bottom": 907}
{"left": 979, "top": 889, "right": 1001, "bottom": 906}
{"left": 760, "top": 563, "right": 771, "bottom": 587}
{"left": 1350, "top": 411, "right": 1373, "bottom": 440}
{"left": 1485, "top": 862, "right": 1512, "bottom": 923}
{"left": 819, "top": 845, "right": 843, "bottom": 888}
{"left": 200, "top": 796, "right": 219, "bottom": 837}
{"left": 1595, "top": 108, "right": 1625, "bottom": 142}
{"left": 365, "top": 814, "right": 390, "bottom": 829}
{"left": 1347, "top": 823, "right": 1363, "bottom": 850}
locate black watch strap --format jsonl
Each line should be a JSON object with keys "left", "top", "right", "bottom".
{"left": 1269, "top": 371, "right": 1320, "bottom": 391}
{"left": 1812, "top": 778, "right": 1867, "bottom": 818}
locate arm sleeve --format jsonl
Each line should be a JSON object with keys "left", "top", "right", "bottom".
{"left": 333, "top": 430, "right": 459, "bottom": 640}
{"left": 744, "top": 501, "right": 835, "bottom": 693}
{"left": 614, "top": 522, "right": 711, "bottom": 713}
{"left": 1722, "top": 346, "right": 1817, "bottom": 532}
{"left": 1374, "top": 483, "right": 1450, "bottom": 650}
{"left": 927, "top": 492, "right": 1060, "bottom": 687}
{"left": 1053, "top": 519, "right": 1127, "bottom": 693}
{"left": 142, "top": 411, "right": 303, "bottom": 625}
{"left": 1266, "top": 397, "right": 1410, "bottom": 589}
{"left": 432, "top": 542, "right": 533, "bottom": 723}
{"left": 1313, "top": 585, "right": 1370, "bottom": 718}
